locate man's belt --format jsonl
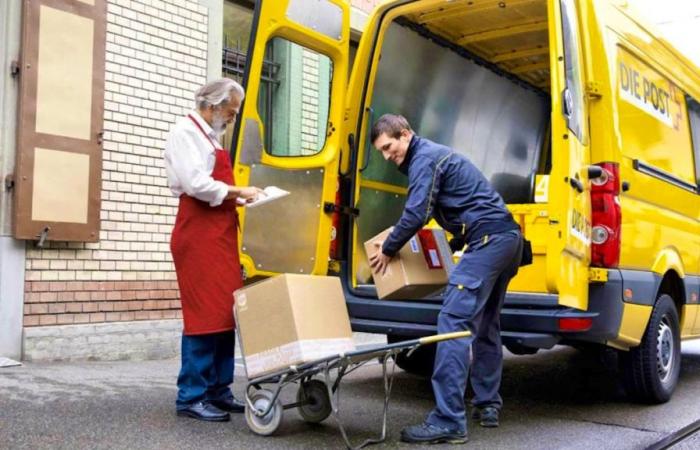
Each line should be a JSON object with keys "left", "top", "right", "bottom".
{"left": 466, "top": 218, "right": 520, "bottom": 244}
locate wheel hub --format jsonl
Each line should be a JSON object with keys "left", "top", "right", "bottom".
{"left": 252, "top": 397, "right": 273, "bottom": 421}
{"left": 656, "top": 318, "right": 674, "bottom": 384}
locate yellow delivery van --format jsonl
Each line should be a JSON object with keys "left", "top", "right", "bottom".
{"left": 230, "top": 0, "right": 700, "bottom": 403}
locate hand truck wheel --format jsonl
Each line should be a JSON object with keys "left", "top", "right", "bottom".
{"left": 296, "top": 379, "right": 332, "bottom": 423}
{"left": 245, "top": 389, "right": 283, "bottom": 436}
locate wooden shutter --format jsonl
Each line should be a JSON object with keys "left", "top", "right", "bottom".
{"left": 13, "top": 0, "right": 106, "bottom": 242}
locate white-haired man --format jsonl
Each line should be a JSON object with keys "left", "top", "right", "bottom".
{"left": 164, "top": 78, "right": 262, "bottom": 422}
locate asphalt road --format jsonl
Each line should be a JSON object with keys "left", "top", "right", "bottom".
{"left": 2, "top": 336, "right": 700, "bottom": 450}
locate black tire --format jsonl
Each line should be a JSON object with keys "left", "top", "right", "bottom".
{"left": 296, "top": 380, "right": 332, "bottom": 423}
{"left": 620, "top": 294, "right": 681, "bottom": 403}
{"left": 505, "top": 343, "right": 539, "bottom": 355}
{"left": 388, "top": 335, "right": 435, "bottom": 377}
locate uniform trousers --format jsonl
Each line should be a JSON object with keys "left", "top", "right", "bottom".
{"left": 426, "top": 230, "right": 522, "bottom": 432}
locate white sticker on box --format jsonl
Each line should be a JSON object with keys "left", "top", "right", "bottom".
{"left": 244, "top": 338, "right": 356, "bottom": 378}
{"left": 428, "top": 249, "right": 440, "bottom": 267}
{"left": 235, "top": 293, "right": 248, "bottom": 312}
{"left": 409, "top": 237, "right": 419, "bottom": 253}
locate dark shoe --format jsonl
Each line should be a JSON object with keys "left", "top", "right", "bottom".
{"left": 472, "top": 406, "right": 499, "bottom": 427}
{"left": 400, "top": 422, "right": 467, "bottom": 444}
{"left": 177, "top": 401, "right": 230, "bottom": 422}
{"left": 210, "top": 396, "right": 245, "bottom": 413}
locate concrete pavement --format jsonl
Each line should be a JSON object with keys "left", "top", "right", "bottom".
{"left": 2, "top": 336, "right": 700, "bottom": 449}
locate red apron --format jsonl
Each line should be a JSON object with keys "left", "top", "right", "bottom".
{"left": 170, "top": 114, "right": 242, "bottom": 335}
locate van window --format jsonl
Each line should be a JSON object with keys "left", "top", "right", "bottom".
{"left": 688, "top": 97, "right": 700, "bottom": 188}
{"left": 257, "top": 37, "right": 332, "bottom": 156}
{"left": 559, "top": 0, "right": 587, "bottom": 143}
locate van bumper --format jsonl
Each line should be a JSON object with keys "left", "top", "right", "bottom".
{"left": 345, "top": 270, "right": 626, "bottom": 350}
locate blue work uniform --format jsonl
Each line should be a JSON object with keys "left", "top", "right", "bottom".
{"left": 382, "top": 135, "right": 523, "bottom": 434}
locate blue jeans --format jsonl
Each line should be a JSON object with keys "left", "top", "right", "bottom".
{"left": 426, "top": 231, "right": 522, "bottom": 433}
{"left": 176, "top": 330, "right": 236, "bottom": 409}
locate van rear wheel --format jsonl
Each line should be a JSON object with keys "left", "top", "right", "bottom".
{"left": 620, "top": 294, "right": 681, "bottom": 403}
{"left": 388, "top": 335, "right": 435, "bottom": 377}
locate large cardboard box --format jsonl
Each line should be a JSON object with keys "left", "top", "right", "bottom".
{"left": 234, "top": 274, "right": 355, "bottom": 378}
{"left": 364, "top": 228, "right": 453, "bottom": 300}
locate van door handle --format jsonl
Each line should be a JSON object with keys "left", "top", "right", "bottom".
{"left": 569, "top": 176, "right": 584, "bottom": 193}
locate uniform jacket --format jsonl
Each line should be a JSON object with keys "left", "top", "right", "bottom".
{"left": 382, "top": 135, "right": 515, "bottom": 257}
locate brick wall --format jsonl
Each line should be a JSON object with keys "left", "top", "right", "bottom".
{"left": 300, "top": 49, "right": 321, "bottom": 154}
{"left": 23, "top": 0, "right": 208, "bottom": 328}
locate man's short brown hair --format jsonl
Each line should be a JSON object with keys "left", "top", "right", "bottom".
{"left": 370, "top": 114, "right": 413, "bottom": 143}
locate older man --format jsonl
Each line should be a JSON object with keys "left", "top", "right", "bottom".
{"left": 164, "top": 78, "right": 262, "bottom": 422}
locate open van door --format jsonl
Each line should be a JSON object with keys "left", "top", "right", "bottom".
{"left": 232, "top": 0, "right": 350, "bottom": 278}
{"left": 546, "top": 0, "right": 592, "bottom": 310}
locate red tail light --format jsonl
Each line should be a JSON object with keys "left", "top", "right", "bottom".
{"left": 329, "top": 178, "right": 341, "bottom": 260}
{"left": 590, "top": 162, "right": 621, "bottom": 267}
{"left": 558, "top": 317, "right": 593, "bottom": 331}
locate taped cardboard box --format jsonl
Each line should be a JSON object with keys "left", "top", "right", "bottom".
{"left": 234, "top": 274, "right": 355, "bottom": 378}
{"left": 364, "top": 227, "right": 453, "bottom": 300}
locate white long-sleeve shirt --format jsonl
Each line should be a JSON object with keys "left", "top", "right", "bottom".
{"left": 164, "top": 110, "right": 229, "bottom": 207}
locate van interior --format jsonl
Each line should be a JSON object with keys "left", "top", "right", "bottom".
{"left": 354, "top": 0, "right": 554, "bottom": 288}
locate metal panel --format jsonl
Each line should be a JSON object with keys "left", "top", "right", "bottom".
{"left": 286, "top": 0, "right": 343, "bottom": 41}
{"left": 241, "top": 165, "right": 324, "bottom": 273}
{"left": 239, "top": 118, "right": 263, "bottom": 165}
{"left": 354, "top": 188, "right": 406, "bottom": 284}
{"left": 367, "top": 23, "right": 549, "bottom": 204}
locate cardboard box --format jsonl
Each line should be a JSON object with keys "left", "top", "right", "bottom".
{"left": 234, "top": 274, "right": 355, "bottom": 378}
{"left": 364, "top": 227, "right": 453, "bottom": 300}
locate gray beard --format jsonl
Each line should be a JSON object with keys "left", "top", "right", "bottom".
{"left": 211, "top": 114, "right": 227, "bottom": 137}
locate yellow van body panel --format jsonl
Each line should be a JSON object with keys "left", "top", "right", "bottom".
{"left": 344, "top": 0, "right": 699, "bottom": 346}
{"left": 680, "top": 305, "right": 700, "bottom": 338}
{"left": 508, "top": 205, "right": 550, "bottom": 293}
{"left": 609, "top": 302, "right": 652, "bottom": 349}
{"left": 543, "top": 0, "right": 592, "bottom": 311}
{"left": 649, "top": 249, "right": 685, "bottom": 279}
{"left": 234, "top": 0, "right": 351, "bottom": 279}
{"left": 239, "top": 0, "right": 700, "bottom": 357}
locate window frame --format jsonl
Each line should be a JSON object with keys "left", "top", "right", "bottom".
{"left": 559, "top": 0, "right": 588, "bottom": 145}
{"left": 686, "top": 95, "right": 700, "bottom": 190}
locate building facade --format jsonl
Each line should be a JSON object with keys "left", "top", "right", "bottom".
{"left": 0, "top": 0, "right": 380, "bottom": 362}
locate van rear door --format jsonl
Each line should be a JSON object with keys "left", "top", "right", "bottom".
{"left": 232, "top": 0, "right": 350, "bottom": 279}
{"left": 546, "top": 0, "right": 591, "bottom": 310}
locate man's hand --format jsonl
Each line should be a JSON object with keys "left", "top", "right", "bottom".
{"left": 239, "top": 186, "right": 264, "bottom": 203}
{"left": 229, "top": 186, "right": 264, "bottom": 203}
{"left": 368, "top": 241, "right": 392, "bottom": 275}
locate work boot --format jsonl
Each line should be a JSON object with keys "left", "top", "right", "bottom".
{"left": 471, "top": 406, "right": 499, "bottom": 427}
{"left": 400, "top": 422, "right": 467, "bottom": 444}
